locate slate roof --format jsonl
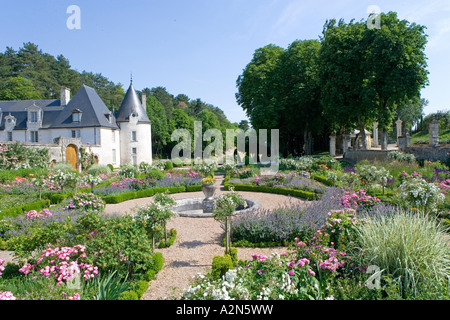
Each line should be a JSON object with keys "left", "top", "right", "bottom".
{"left": 0, "top": 85, "right": 119, "bottom": 130}
{"left": 116, "top": 83, "right": 151, "bottom": 124}
{"left": 0, "top": 99, "right": 63, "bottom": 130}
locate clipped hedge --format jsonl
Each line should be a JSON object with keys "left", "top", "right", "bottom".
{"left": 101, "top": 186, "right": 194, "bottom": 204}
{"left": 186, "top": 185, "right": 202, "bottom": 192}
{"left": 158, "top": 228, "right": 177, "bottom": 248}
{"left": 0, "top": 199, "right": 51, "bottom": 219}
{"left": 224, "top": 183, "right": 319, "bottom": 201}
{"left": 311, "top": 174, "right": 334, "bottom": 186}
{"left": 211, "top": 255, "right": 233, "bottom": 279}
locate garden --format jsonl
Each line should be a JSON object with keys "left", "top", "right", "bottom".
{"left": 0, "top": 142, "right": 450, "bottom": 300}
{"left": 182, "top": 152, "right": 450, "bottom": 301}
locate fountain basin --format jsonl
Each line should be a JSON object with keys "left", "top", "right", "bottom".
{"left": 173, "top": 197, "right": 260, "bottom": 218}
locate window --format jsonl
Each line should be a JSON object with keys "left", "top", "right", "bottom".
{"left": 131, "top": 148, "right": 137, "bottom": 165}
{"left": 72, "top": 130, "right": 81, "bottom": 138}
{"left": 112, "top": 149, "right": 116, "bottom": 164}
{"left": 30, "top": 131, "right": 38, "bottom": 143}
{"left": 7, "top": 132, "right": 12, "bottom": 142}
{"left": 72, "top": 112, "right": 81, "bottom": 122}
{"left": 131, "top": 131, "right": 137, "bottom": 142}
{"left": 112, "top": 131, "right": 116, "bottom": 143}
{"left": 29, "top": 111, "right": 38, "bottom": 123}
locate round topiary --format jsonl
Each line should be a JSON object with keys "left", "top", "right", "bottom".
{"left": 172, "top": 158, "right": 183, "bottom": 168}
{"left": 118, "top": 291, "right": 139, "bottom": 300}
{"left": 164, "top": 161, "right": 174, "bottom": 170}
{"left": 144, "top": 169, "right": 165, "bottom": 181}
{"left": 152, "top": 252, "right": 165, "bottom": 272}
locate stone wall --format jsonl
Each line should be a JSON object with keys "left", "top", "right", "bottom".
{"left": 343, "top": 150, "right": 391, "bottom": 163}
{"left": 405, "top": 146, "right": 450, "bottom": 162}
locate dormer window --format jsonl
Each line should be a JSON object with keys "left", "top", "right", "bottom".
{"left": 72, "top": 109, "right": 82, "bottom": 122}
{"left": 30, "top": 111, "right": 38, "bottom": 123}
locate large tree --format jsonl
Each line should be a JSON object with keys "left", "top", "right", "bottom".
{"left": 319, "top": 12, "right": 429, "bottom": 150}
{"left": 362, "top": 12, "right": 429, "bottom": 148}
{"left": 319, "top": 19, "right": 377, "bottom": 150}
{"left": 0, "top": 76, "right": 41, "bottom": 100}
{"left": 276, "top": 39, "right": 322, "bottom": 155}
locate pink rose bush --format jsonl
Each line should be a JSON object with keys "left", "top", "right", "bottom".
{"left": 65, "top": 193, "right": 105, "bottom": 212}
{"left": 0, "top": 258, "right": 5, "bottom": 276}
{"left": 340, "top": 189, "right": 381, "bottom": 210}
{"left": 0, "top": 291, "right": 16, "bottom": 300}
{"left": 19, "top": 244, "right": 98, "bottom": 286}
{"left": 25, "top": 209, "right": 53, "bottom": 220}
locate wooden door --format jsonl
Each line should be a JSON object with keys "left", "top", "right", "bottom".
{"left": 66, "top": 145, "right": 78, "bottom": 170}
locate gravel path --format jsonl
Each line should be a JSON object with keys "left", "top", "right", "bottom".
{"left": 105, "top": 174, "right": 308, "bottom": 300}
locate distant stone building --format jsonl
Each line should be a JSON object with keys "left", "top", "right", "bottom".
{"left": 0, "top": 82, "right": 152, "bottom": 170}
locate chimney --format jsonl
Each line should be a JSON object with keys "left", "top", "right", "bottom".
{"left": 60, "top": 87, "right": 71, "bottom": 106}
{"left": 141, "top": 93, "right": 147, "bottom": 110}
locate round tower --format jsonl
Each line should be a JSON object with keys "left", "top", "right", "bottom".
{"left": 116, "top": 82, "right": 152, "bottom": 166}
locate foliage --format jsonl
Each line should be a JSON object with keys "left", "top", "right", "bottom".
{"left": 398, "top": 176, "right": 445, "bottom": 212}
{"left": 355, "top": 209, "right": 450, "bottom": 298}
{"left": 211, "top": 255, "right": 233, "bottom": 280}
{"left": 65, "top": 193, "right": 105, "bottom": 212}
{"left": 86, "top": 164, "right": 112, "bottom": 176}
{"left": 118, "top": 164, "right": 139, "bottom": 179}
{"left": 387, "top": 151, "right": 416, "bottom": 164}
{"left": 0, "top": 143, "right": 49, "bottom": 170}
{"left": 90, "top": 271, "right": 130, "bottom": 300}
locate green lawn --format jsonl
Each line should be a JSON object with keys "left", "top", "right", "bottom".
{"left": 412, "top": 129, "right": 450, "bottom": 144}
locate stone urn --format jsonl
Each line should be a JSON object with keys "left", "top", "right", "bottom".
{"left": 202, "top": 181, "right": 216, "bottom": 213}
{"left": 202, "top": 183, "right": 216, "bottom": 201}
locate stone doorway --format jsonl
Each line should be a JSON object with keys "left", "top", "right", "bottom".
{"left": 65, "top": 144, "right": 78, "bottom": 170}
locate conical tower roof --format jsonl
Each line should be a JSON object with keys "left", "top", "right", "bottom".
{"left": 116, "top": 83, "right": 151, "bottom": 124}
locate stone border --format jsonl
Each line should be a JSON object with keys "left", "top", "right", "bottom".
{"left": 173, "top": 198, "right": 260, "bottom": 218}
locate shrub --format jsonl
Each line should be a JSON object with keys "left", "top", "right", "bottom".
{"left": 211, "top": 255, "right": 233, "bottom": 279}
{"left": 80, "top": 215, "right": 156, "bottom": 279}
{"left": 144, "top": 270, "right": 156, "bottom": 281}
{"left": 356, "top": 209, "right": 450, "bottom": 298}
{"left": 118, "top": 164, "right": 139, "bottom": 179}
{"left": 152, "top": 252, "right": 165, "bottom": 273}
{"left": 158, "top": 228, "right": 177, "bottom": 248}
{"left": 65, "top": 193, "right": 105, "bottom": 212}
{"left": 52, "top": 162, "right": 75, "bottom": 172}
{"left": 398, "top": 176, "right": 445, "bottom": 212}
{"left": 118, "top": 290, "right": 139, "bottom": 300}
{"left": 172, "top": 158, "right": 184, "bottom": 168}
{"left": 134, "top": 280, "right": 149, "bottom": 298}
{"left": 86, "top": 164, "right": 112, "bottom": 176}
{"left": 387, "top": 151, "right": 416, "bottom": 164}
{"left": 144, "top": 169, "right": 165, "bottom": 181}
{"left": 107, "top": 164, "right": 114, "bottom": 172}
{"left": 164, "top": 161, "right": 174, "bottom": 170}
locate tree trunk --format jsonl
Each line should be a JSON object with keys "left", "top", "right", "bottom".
{"left": 380, "top": 129, "right": 388, "bottom": 150}
{"left": 357, "top": 117, "right": 368, "bottom": 150}
{"left": 225, "top": 216, "right": 231, "bottom": 255}
{"left": 303, "top": 127, "right": 313, "bottom": 156}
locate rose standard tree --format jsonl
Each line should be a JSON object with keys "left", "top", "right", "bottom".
{"left": 213, "top": 189, "right": 246, "bottom": 255}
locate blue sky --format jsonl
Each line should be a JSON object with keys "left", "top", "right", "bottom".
{"left": 0, "top": 0, "right": 449, "bottom": 123}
